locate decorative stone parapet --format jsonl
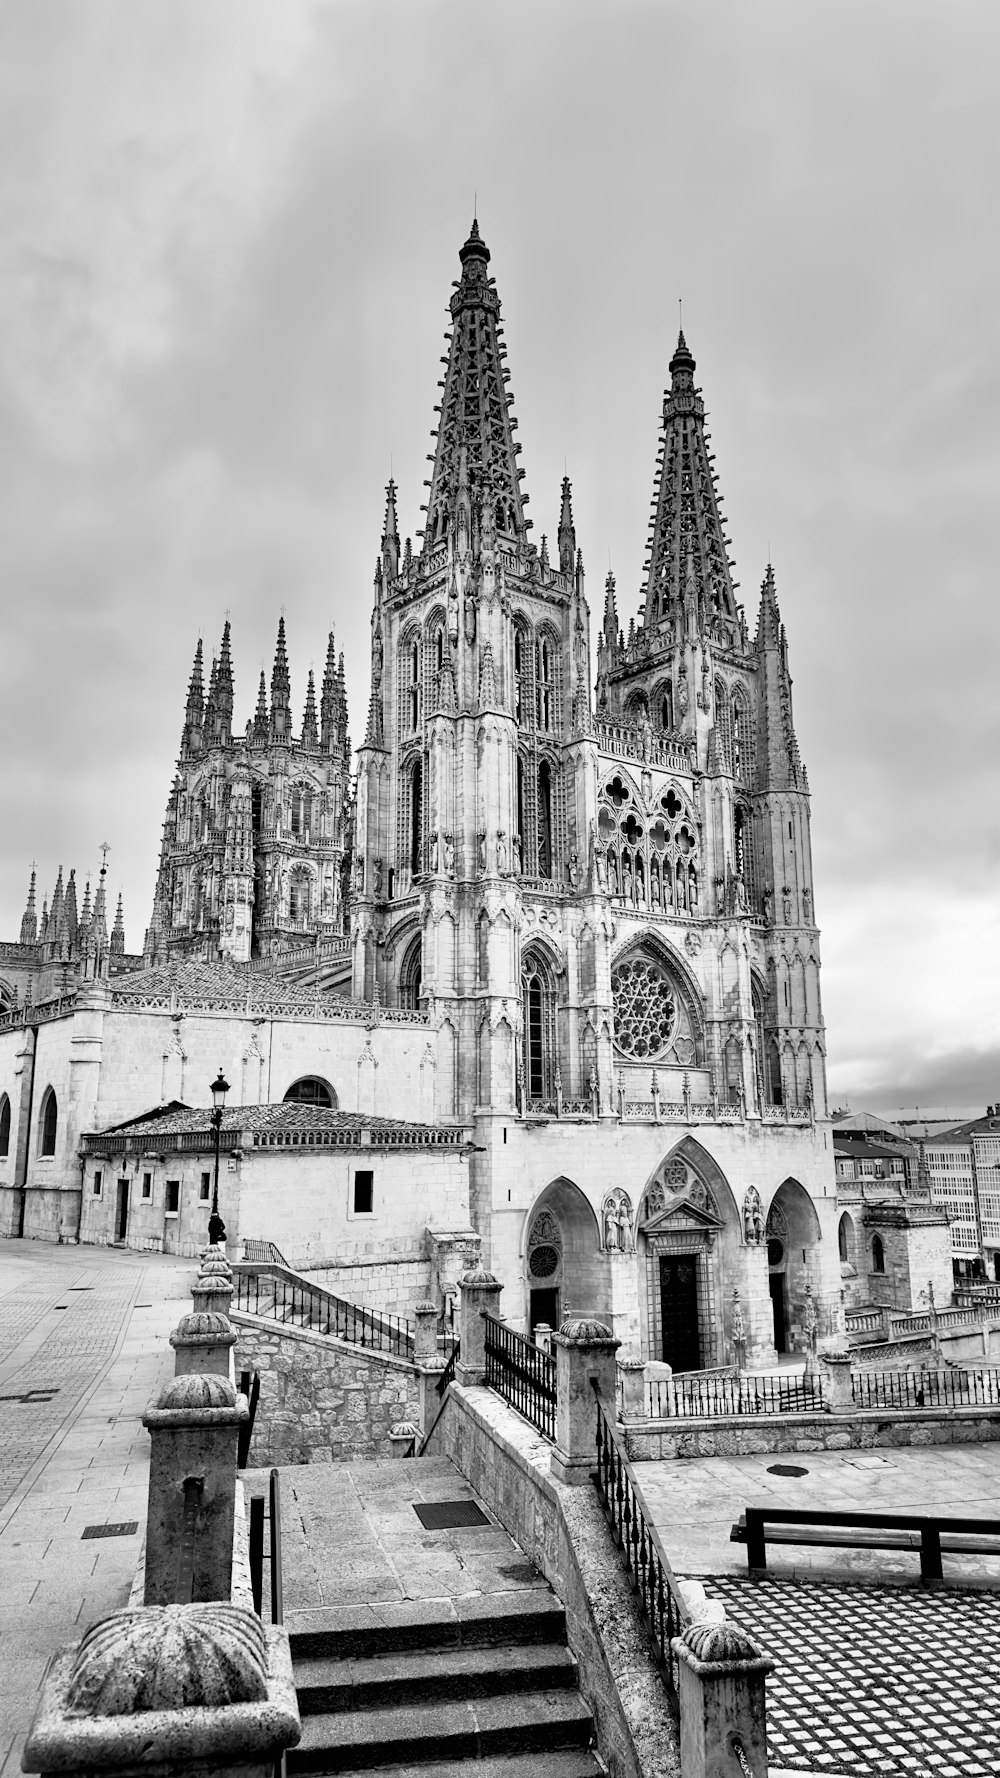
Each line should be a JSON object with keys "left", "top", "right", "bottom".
{"left": 457, "top": 1264, "right": 503, "bottom": 1387}
{"left": 413, "top": 1301, "right": 443, "bottom": 1368}
{"left": 618, "top": 1357, "right": 647, "bottom": 1421}
{"left": 551, "top": 1317, "right": 621, "bottom": 1487}
{"left": 141, "top": 1374, "right": 248, "bottom": 1606}
{"left": 170, "top": 1311, "right": 238, "bottom": 1377}
{"left": 191, "top": 1273, "right": 234, "bottom": 1318}
{"left": 21, "top": 1602, "right": 300, "bottom": 1778}
{"left": 819, "top": 1351, "right": 853, "bottom": 1412}
{"left": 672, "top": 1615, "right": 774, "bottom": 1778}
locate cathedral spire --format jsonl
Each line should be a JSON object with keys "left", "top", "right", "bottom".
{"left": 214, "top": 619, "right": 234, "bottom": 743}
{"left": 422, "top": 220, "right": 530, "bottom": 551}
{"left": 182, "top": 638, "right": 205, "bottom": 756}
{"left": 602, "top": 570, "right": 619, "bottom": 648}
{"left": 381, "top": 479, "right": 400, "bottom": 582}
{"left": 253, "top": 670, "right": 269, "bottom": 743}
{"left": 753, "top": 561, "right": 782, "bottom": 651}
{"left": 270, "top": 617, "right": 291, "bottom": 741}
{"left": 48, "top": 866, "right": 64, "bottom": 952}
{"left": 640, "top": 330, "right": 739, "bottom": 640}
{"left": 753, "top": 563, "right": 806, "bottom": 790}
{"left": 111, "top": 892, "right": 125, "bottom": 957}
{"left": 320, "top": 632, "right": 338, "bottom": 753}
{"left": 558, "top": 476, "right": 576, "bottom": 576}
{"left": 302, "top": 669, "right": 318, "bottom": 748}
{"left": 19, "top": 868, "right": 37, "bottom": 944}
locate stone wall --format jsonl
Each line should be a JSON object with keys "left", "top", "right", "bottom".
{"left": 425, "top": 1382, "right": 680, "bottom": 1778}
{"left": 232, "top": 1311, "right": 419, "bottom": 1464}
{"left": 622, "top": 1406, "right": 1000, "bottom": 1462}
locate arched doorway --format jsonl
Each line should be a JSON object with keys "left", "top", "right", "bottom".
{"left": 635, "top": 1139, "right": 740, "bottom": 1371}
{"left": 766, "top": 1178, "right": 822, "bottom": 1355}
{"left": 523, "top": 1178, "right": 605, "bottom": 1334}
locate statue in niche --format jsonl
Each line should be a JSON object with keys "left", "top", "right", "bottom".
{"left": 735, "top": 871, "right": 749, "bottom": 915}
{"left": 604, "top": 1199, "right": 619, "bottom": 1250}
{"left": 762, "top": 886, "right": 774, "bottom": 925}
{"left": 430, "top": 832, "right": 439, "bottom": 873}
{"left": 354, "top": 856, "right": 365, "bottom": 894}
{"left": 373, "top": 858, "right": 383, "bottom": 898}
{"left": 803, "top": 886, "right": 812, "bottom": 922}
{"left": 478, "top": 830, "right": 487, "bottom": 872}
{"left": 464, "top": 592, "right": 477, "bottom": 645}
{"left": 567, "top": 852, "right": 582, "bottom": 890}
{"left": 608, "top": 852, "right": 619, "bottom": 895}
{"left": 743, "top": 1185, "right": 765, "bottom": 1246}
{"left": 617, "top": 1195, "right": 634, "bottom": 1252}
{"left": 651, "top": 869, "right": 661, "bottom": 910}
{"left": 496, "top": 831, "right": 507, "bottom": 874}
{"left": 782, "top": 885, "right": 793, "bottom": 925}
{"left": 444, "top": 833, "right": 455, "bottom": 876}
{"left": 642, "top": 767, "right": 652, "bottom": 804}
{"left": 447, "top": 578, "right": 460, "bottom": 645}
{"left": 371, "top": 620, "right": 383, "bottom": 688}
{"left": 640, "top": 714, "right": 653, "bottom": 762}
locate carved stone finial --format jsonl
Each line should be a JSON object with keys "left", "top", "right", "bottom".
{"left": 681, "top": 1618, "right": 765, "bottom": 1665}
{"left": 67, "top": 1604, "right": 267, "bottom": 1716}
{"left": 156, "top": 1373, "right": 237, "bottom": 1411}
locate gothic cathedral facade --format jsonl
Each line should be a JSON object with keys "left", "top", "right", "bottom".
{"left": 353, "top": 222, "right": 837, "bottom": 1365}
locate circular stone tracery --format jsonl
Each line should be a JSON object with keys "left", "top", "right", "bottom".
{"left": 611, "top": 958, "right": 678, "bottom": 1059}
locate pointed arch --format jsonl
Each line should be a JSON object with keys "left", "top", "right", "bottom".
{"left": 639, "top": 1135, "right": 741, "bottom": 1229}
{"left": 38, "top": 1086, "right": 58, "bottom": 1157}
{"left": 521, "top": 1175, "right": 607, "bottom": 1333}
{"left": 0, "top": 1093, "right": 10, "bottom": 1157}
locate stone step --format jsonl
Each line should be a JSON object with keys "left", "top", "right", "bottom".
{"left": 294, "top": 1641, "right": 577, "bottom": 1714}
{"left": 288, "top": 1590, "right": 566, "bottom": 1661}
{"left": 288, "top": 1689, "right": 595, "bottom": 1774}
{"left": 293, "top": 1753, "right": 606, "bottom": 1778}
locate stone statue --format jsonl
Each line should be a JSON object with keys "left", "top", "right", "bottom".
{"left": 762, "top": 886, "right": 774, "bottom": 925}
{"left": 496, "top": 830, "right": 507, "bottom": 873}
{"left": 429, "top": 832, "right": 439, "bottom": 873}
{"left": 478, "top": 830, "right": 487, "bottom": 872}
{"left": 444, "top": 833, "right": 455, "bottom": 875}
{"left": 567, "top": 852, "right": 582, "bottom": 890}
{"left": 604, "top": 1198, "right": 619, "bottom": 1250}
{"left": 617, "top": 1196, "right": 633, "bottom": 1252}
{"left": 371, "top": 621, "right": 383, "bottom": 688}
{"left": 735, "top": 870, "right": 749, "bottom": 915}
{"left": 640, "top": 714, "right": 653, "bottom": 762}
{"left": 373, "top": 857, "right": 383, "bottom": 898}
{"left": 742, "top": 1185, "right": 765, "bottom": 1246}
{"left": 803, "top": 886, "right": 812, "bottom": 922}
{"left": 354, "top": 856, "right": 365, "bottom": 894}
{"left": 782, "top": 885, "right": 793, "bottom": 925}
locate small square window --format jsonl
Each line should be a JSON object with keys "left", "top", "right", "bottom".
{"left": 142, "top": 1172, "right": 152, "bottom": 1200}
{"left": 165, "top": 1179, "right": 180, "bottom": 1215}
{"left": 200, "top": 1172, "right": 211, "bottom": 1202}
{"left": 353, "top": 1169, "right": 374, "bottom": 1215}
{"left": 93, "top": 1169, "right": 103, "bottom": 1198}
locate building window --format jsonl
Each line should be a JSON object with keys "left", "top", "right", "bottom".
{"left": 399, "top": 938, "right": 422, "bottom": 1012}
{"left": 93, "top": 1169, "right": 103, "bottom": 1198}
{"left": 354, "top": 1170, "right": 374, "bottom": 1215}
{"left": 166, "top": 1179, "right": 180, "bottom": 1215}
{"left": 522, "top": 950, "right": 556, "bottom": 1104}
{"left": 536, "top": 638, "right": 552, "bottom": 730}
{"left": 200, "top": 1172, "right": 211, "bottom": 1202}
{"left": 410, "top": 760, "right": 423, "bottom": 877}
{"left": 39, "top": 1088, "right": 57, "bottom": 1157}
{"left": 409, "top": 641, "right": 421, "bottom": 730}
{"left": 284, "top": 1077, "right": 337, "bottom": 1108}
{"left": 537, "top": 761, "right": 553, "bottom": 879}
{"left": 661, "top": 683, "right": 674, "bottom": 730}
{"left": 732, "top": 692, "right": 753, "bottom": 782}
{"left": 871, "top": 1234, "right": 885, "bottom": 1274}
{"left": 0, "top": 1094, "right": 9, "bottom": 1158}
{"left": 611, "top": 956, "right": 678, "bottom": 1060}
{"left": 142, "top": 1172, "right": 152, "bottom": 1200}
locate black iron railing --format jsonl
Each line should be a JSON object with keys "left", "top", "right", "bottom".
{"left": 650, "top": 1371, "right": 827, "bottom": 1419}
{"left": 483, "top": 1313, "right": 557, "bottom": 1440}
{"left": 851, "top": 1367, "right": 1000, "bottom": 1410}
{"left": 237, "top": 1370, "right": 261, "bottom": 1468}
{"left": 593, "top": 1386, "right": 690, "bottom": 1698}
{"left": 248, "top": 1469, "right": 285, "bottom": 1778}
{"left": 242, "top": 1239, "right": 289, "bottom": 1266}
{"left": 437, "top": 1338, "right": 461, "bottom": 1397}
{"left": 233, "top": 1264, "right": 413, "bottom": 1358}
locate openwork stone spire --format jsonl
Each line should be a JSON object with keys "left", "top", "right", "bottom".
{"left": 19, "top": 868, "right": 37, "bottom": 944}
{"left": 270, "top": 617, "right": 291, "bottom": 741}
{"left": 422, "top": 220, "right": 529, "bottom": 549}
{"left": 640, "top": 331, "right": 738, "bottom": 637}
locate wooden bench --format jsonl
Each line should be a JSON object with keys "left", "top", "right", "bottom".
{"left": 730, "top": 1509, "right": 1000, "bottom": 1579}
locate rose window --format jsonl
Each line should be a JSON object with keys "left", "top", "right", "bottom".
{"left": 529, "top": 1245, "right": 559, "bottom": 1279}
{"left": 611, "top": 958, "right": 678, "bottom": 1059}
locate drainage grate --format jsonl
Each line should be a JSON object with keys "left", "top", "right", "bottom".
{"left": 0, "top": 1388, "right": 58, "bottom": 1405}
{"left": 413, "top": 1499, "right": 491, "bottom": 1530}
{"left": 767, "top": 1463, "right": 809, "bottom": 1477}
{"left": 67, "top": 1286, "right": 94, "bottom": 1291}
{"left": 82, "top": 1522, "right": 139, "bottom": 1540}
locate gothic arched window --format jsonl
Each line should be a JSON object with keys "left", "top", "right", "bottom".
{"left": 39, "top": 1088, "right": 57, "bottom": 1157}
{"left": 0, "top": 1093, "right": 10, "bottom": 1157}
{"left": 516, "top": 754, "right": 526, "bottom": 868}
{"left": 399, "top": 936, "right": 422, "bottom": 1011}
{"left": 522, "top": 950, "right": 556, "bottom": 1104}
{"left": 871, "top": 1234, "right": 886, "bottom": 1275}
{"left": 611, "top": 955, "right": 678, "bottom": 1061}
{"left": 409, "top": 641, "right": 421, "bottom": 731}
{"left": 714, "top": 678, "right": 732, "bottom": 770}
{"left": 732, "top": 691, "right": 753, "bottom": 784}
{"left": 661, "top": 682, "right": 674, "bottom": 731}
{"left": 536, "top": 638, "right": 552, "bottom": 730}
{"left": 289, "top": 868, "right": 311, "bottom": 924}
{"left": 538, "top": 760, "right": 553, "bottom": 879}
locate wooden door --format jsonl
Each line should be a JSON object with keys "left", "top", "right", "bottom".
{"left": 658, "top": 1256, "right": 701, "bottom": 1371}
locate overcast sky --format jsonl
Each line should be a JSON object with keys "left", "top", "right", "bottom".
{"left": 0, "top": 1, "right": 997, "bottom": 1114}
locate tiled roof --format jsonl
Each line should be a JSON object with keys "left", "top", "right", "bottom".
{"left": 95, "top": 1103, "right": 437, "bottom": 1137}
{"left": 82, "top": 1100, "right": 468, "bottom": 1152}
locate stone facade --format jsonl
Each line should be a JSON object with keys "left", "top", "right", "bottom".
{"left": 232, "top": 1313, "right": 420, "bottom": 1464}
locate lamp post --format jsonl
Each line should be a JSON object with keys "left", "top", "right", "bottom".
{"left": 208, "top": 1068, "right": 230, "bottom": 1247}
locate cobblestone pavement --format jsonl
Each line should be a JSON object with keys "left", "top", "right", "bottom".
{"left": 706, "top": 1574, "right": 1000, "bottom": 1777}
{"left": 0, "top": 1242, "right": 190, "bottom": 1773}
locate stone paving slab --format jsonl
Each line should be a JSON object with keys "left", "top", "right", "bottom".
{"left": 703, "top": 1575, "right": 1000, "bottom": 1778}
{"left": 0, "top": 1242, "right": 190, "bottom": 1776}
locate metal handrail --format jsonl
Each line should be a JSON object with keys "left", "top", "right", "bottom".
{"left": 483, "top": 1312, "right": 556, "bottom": 1440}
{"left": 233, "top": 1261, "right": 413, "bottom": 1358}
{"left": 592, "top": 1384, "right": 690, "bottom": 1699}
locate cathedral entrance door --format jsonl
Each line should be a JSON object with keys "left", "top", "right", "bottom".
{"left": 658, "top": 1257, "right": 700, "bottom": 1371}
{"left": 769, "top": 1273, "right": 786, "bottom": 1353}
{"left": 115, "top": 1178, "right": 130, "bottom": 1245}
{"left": 530, "top": 1288, "right": 559, "bottom": 1336}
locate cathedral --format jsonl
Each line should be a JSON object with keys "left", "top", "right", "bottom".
{"left": 0, "top": 220, "right": 841, "bottom": 1368}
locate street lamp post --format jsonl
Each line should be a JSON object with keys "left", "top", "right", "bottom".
{"left": 208, "top": 1068, "right": 230, "bottom": 1247}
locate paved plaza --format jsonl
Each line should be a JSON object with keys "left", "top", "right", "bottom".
{"left": 0, "top": 1241, "right": 187, "bottom": 1773}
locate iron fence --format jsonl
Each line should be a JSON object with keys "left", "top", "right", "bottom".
{"left": 648, "top": 1372, "right": 827, "bottom": 1419}
{"left": 483, "top": 1312, "right": 557, "bottom": 1440}
{"left": 436, "top": 1338, "right": 461, "bottom": 1398}
{"left": 248, "top": 1468, "right": 286, "bottom": 1778}
{"left": 234, "top": 1265, "right": 412, "bottom": 1358}
{"left": 593, "top": 1386, "right": 689, "bottom": 1698}
{"left": 851, "top": 1367, "right": 1000, "bottom": 1410}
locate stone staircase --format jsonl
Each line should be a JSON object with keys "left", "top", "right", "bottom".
{"left": 286, "top": 1588, "right": 604, "bottom": 1777}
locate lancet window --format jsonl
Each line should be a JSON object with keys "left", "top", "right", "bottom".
{"left": 598, "top": 774, "right": 700, "bottom": 916}
{"left": 399, "top": 935, "right": 423, "bottom": 1011}
{"left": 732, "top": 689, "right": 754, "bottom": 784}
{"left": 521, "top": 947, "right": 557, "bottom": 1106}
{"left": 39, "top": 1087, "right": 57, "bottom": 1157}
{"left": 400, "top": 633, "right": 422, "bottom": 734}
{"left": 0, "top": 1094, "right": 10, "bottom": 1157}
